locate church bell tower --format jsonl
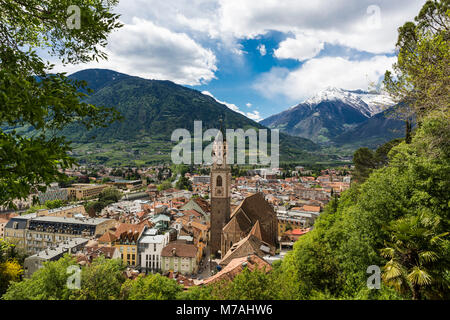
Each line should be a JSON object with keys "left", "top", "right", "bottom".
{"left": 210, "top": 128, "right": 231, "bottom": 256}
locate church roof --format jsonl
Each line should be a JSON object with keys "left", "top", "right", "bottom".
{"left": 225, "top": 193, "right": 277, "bottom": 246}
{"left": 222, "top": 208, "right": 253, "bottom": 236}
{"left": 249, "top": 220, "right": 262, "bottom": 241}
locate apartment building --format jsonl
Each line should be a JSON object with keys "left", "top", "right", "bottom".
{"left": 106, "top": 179, "right": 142, "bottom": 191}
{"left": 3, "top": 214, "right": 36, "bottom": 248}
{"left": 67, "top": 184, "right": 109, "bottom": 200}
{"left": 23, "top": 238, "right": 88, "bottom": 277}
{"left": 4, "top": 214, "right": 115, "bottom": 254}
{"left": 161, "top": 240, "right": 198, "bottom": 275}
{"left": 35, "top": 205, "right": 87, "bottom": 218}
{"left": 0, "top": 217, "right": 8, "bottom": 238}
{"left": 138, "top": 227, "right": 170, "bottom": 274}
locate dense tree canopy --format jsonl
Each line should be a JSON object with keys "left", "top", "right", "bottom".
{"left": 0, "top": 0, "right": 122, "bottom": 208}
{"left": 384, "top": 0, "right": 449, "bottom": 122}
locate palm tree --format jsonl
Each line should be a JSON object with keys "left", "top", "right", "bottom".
{"left": 380, "top": 213, "right": 449, "bottom": 300}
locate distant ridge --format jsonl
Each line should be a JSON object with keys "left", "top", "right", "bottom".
{"left": 58, "top": 69, "right": 326, "bottom": 165}
{"left": 261, "top": 87, "right": 403, "bottom": 146}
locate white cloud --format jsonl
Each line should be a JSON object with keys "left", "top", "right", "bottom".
{"left": 246, "top": 103, "right": 252, "bottom": 108}
{"left": 257, "top": 44, "right": 267, "bottom": 56}
{"left": 202, "top": 91, "right": 262, "bottom": 122}
{"left": 246, "top": 110, "right": 263, "bottom": 122}
{"left": 218, "top": 0, "right": 426, "bottom": 54}
{"left": 274, "top": 34, "right": 324, "bottom": 61}
{"left": 51, "top": 0, "right": 427, "bottom": 93}
{"left": 253, "top": 55, "right": 397, "bottom": 101}
{"left": 54, "top": 18, "right": 217, "bottom": 86}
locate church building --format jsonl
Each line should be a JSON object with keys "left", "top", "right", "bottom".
{"left": 209, "top": 130, "right": 278, "bottom": 261}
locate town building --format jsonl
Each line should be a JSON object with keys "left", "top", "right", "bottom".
{"left": 192, "top": 175, "right": 210, "bottom": 184}
{"left": 23, "top": 238, "right": 88, "bottom": 277}
{"left": 138, "top": 227, "right": 170, "bottom": 274}
{"left": 4, "top": 214, "right": 115, "bottom": 254}
{"left": 0, "top": 217, "right": 8, "bottom": 237}
{"left": 37, "top": 183, "right": 68, "bottom": 204}
{"left": 113, "top": 223, "right": 147, "bottom": 267}
{"left": 203, "top": 254, "right": 271, "bottom": 285}
{"left": 67, "top": 184, "right": 109, "bottom": 200}
{"left": 34, "top": 205, "right": 87, "bottom": 218}
{"left": 221, "top": 193, "right": 278, "bottom": 258}
{"left": 106, "top": 179, "right": 143, "bottom": 191}
{"left": 161, "top": 240, "right": 199, "bottom": 275}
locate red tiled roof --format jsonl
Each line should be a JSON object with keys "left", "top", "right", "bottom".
{"left": 114, "top": 223, "right": 145, "bottom": 238}
{"left": 302, "top": 205, "right": 321, "bottom": 212}
{"left": 161, "top": 240, "right": 197, "bottom": 258}
{"left": 98, "top": 231, "right": 117, "bottom": 243}
{"left": 203, "top": 255, "right": 271, "bottom": 285}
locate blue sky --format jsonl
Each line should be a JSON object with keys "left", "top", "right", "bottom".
{"left": 53, "top": 0, "right": 427, "bottom": 122}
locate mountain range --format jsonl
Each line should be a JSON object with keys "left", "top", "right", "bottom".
{"left": 261, "top": 87, "right": 405, "bottom": 148}
{"left": 60, "top": 69, "right": 331, "bottom": 166}
{"left": 4, "top": 69, "right": 403, "bottom": 166}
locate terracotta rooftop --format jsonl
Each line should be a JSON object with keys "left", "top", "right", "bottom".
{"left": 98, "top": 231, "right": 117, "bottom": 243}
{"left": 161, "top": 240, "right": 197, "bottom": 258}
{"left": 203, "top": 254, "right": 271, "bottom": 285}
{"left": 114, "top": 223, "right": 146, "bottom": 238}
{"left": 302, "top": 205, "right": 321, "bottom": 212}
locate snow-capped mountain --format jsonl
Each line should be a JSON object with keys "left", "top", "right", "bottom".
{"left": 304, "top": 87, "right": 394, "bottom": 117}
{"left": 261, "top": 87, "right": 399, "bottom": 144}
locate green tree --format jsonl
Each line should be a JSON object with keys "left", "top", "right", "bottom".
{"left": 176, "top": 176, "right": 192, "bottom": 191}
{"left": 2, "top": 255, "right": 127, "bottom": 300}
{"left": 2, "top": 254, "right": 77, "bottom": 300}
{"left": 99, "top": 187, "right": 122, "bottom": 203}
{"left": 0, "top": 238, "right": 23, "bottom": 296}
{"left": 0, "top": 0, "right": 122, "bottom": 208}
{"left": 383, "top": 0, "right": 449, "bottom": 129}
{"left": 75, "top": 256, "right": 126, "bottom": 300}
{"left": 353, "top": 139, "right": 403, "bottom": 183}
{"left": 157, "top": 180, "right": 172, "bottom": 191}
{"left": 213, "top": 267, "right": 276, "bottom": 300}
{"left": 45, "top": 199, "right": 64, "bottom": 209}
{"left": 381, "top": 213, "right": 449, "bottom": 300}
{"left": 279, "top": 111, "right": 449, "bottom": 300}
{"left": 352, "top": 148, "right": 378, "bottom": 183}
{"left": 120, "top": 273, "right": 182, "bottom": 300}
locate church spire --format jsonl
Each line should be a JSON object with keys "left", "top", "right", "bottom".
{"left": 218, "top": 115, "right": 226, "bottom": 142}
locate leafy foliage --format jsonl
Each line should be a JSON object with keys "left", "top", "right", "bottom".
{"left": 0, "top": 0, "right": 122, "bottom": 208}
{"left": 353, "top": 138, "right": 403, "bottom": 183}
{"left": 76, "top": 256, "right": 126, "bottom": 300}
{"left": 0, "top": 238, "right": 23, "bottom": 296}
{"left": 278, "top": 111, "right": 450, "bottom": 300}
{"left": 120, "top": 273, "right": 182, "bottom": 300}
{"left": 383, "top": 0, "right": 449, "bottom": 121}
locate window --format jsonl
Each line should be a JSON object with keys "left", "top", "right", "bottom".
{"left": 216, "top": 175, "right": 222, "bottom": 187}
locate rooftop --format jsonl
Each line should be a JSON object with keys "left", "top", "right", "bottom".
{"left": 29, "top": 238, "right": 88, "bottom": 260}
{"left": 31, "top": 215, "right": 110, "bottom": 226}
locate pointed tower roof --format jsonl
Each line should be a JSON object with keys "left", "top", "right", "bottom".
{"left": 218, "top": 116, "right": 226, "bottom": 142}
